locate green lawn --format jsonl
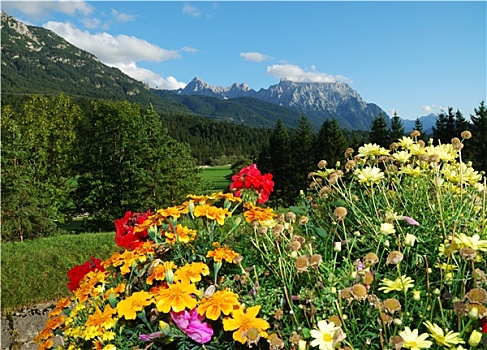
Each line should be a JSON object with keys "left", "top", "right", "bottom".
{"left": 201, "top": 165, "right": 232, "bottom": 192}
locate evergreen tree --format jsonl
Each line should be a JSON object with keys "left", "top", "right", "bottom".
{"left": 413, "top": 118, "right": 429, "bottom": 142}
{"left": 290, "top": 116, "right": 316, "bottom": 198}
{"left": 257, "top": 119, "right": 293, "bottom": 206}
{"left": 454, "top": 109, "right": 470, "bottom": 136}
{"left": 369, "top": 113, "right": 390, "bottom": 147}
{"left": 389, "top": 111, "right": 405, "bottom": 142}
{"left": 315, "top": 119, "right": 348, "bottom": 168}
{"left": 470, "top": 101, "right": 487, "bottom": 173}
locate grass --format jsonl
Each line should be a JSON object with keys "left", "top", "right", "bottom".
{"left": 1, "top": 165, "right": 233, "bottom": 312}
{"left": 200, "top": 165, "right": 232, "bottom": 192}
{"left": 1, "top": 232, "right": 119, "bottom": 312}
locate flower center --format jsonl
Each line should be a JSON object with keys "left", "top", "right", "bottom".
{"left": 323, "top": 333, "right": 333, "bottom": 342}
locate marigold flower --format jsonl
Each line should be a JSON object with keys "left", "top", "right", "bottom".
{"left": 198, "top": 289, "right": 240, "bottom": 320}
{"left": 399, "top": 327, "right": 432, "bottom": 349}
{"left": 165, "top": 224, "right": 197, "bottom": 245}
{"left": 116, "top": 291, "right": 154, "bottom": 320}
{"left": 153, "top": 281, "right": 200, "bottom": 313}
{"left": 222, "top": 305, "right": 270, "bottom": 344}
{"left": 423, "top": 321, "right": 464, "bottom": 347}
{"left": 310, "top": 320, "right": 339, "bottom": 350}
{"left": 84, "top": 306, "right": 116, "bottom": 339}
{"left": 206, "top": 246, "right": 239, "bottom": 263}
{"left": 193, "top": 204, "right": 231, "bottom": 225}
{"left": 379, "top": 275, "right": 415, "bottom": 293}
{"left": 243, "top": 203, "right": 276, "bottom": 223}
{"left": 174, "top": 262, "right": 210, "bottom": 284}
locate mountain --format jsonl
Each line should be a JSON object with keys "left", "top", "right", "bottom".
{"left": 401, "top": 113, "right": 437, "bottom": 134}
{"left": 175, "top": 77, "right": 389, "bottom": 130}
{"left": 0, "top": 11, "right": 187, "bottom": 113}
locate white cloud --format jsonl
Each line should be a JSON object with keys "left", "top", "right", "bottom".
{"left": 240, "top": 51, "right": 270, "bottom": 62}
{"left": 421, "top": 105, "right": 433, "bottom": 114}
{"left": 181, "top": 46, "right": 198, "bottom": 54}
{"left": 43, "top": 21, "right": 185, "bottom": 89}
{"left": 81, "top": 17, "right": 101, "bottom": 30}
{"left": 266, "top": 64, "right": 352, "bottom": 84}
{"left": 111, "top": 9, "right": 135, "bottom": 23}
{"left": 2, "top": 0, "right": 93, "bottom": 18}
{"left": 182, "top": 3, "right": 200, "bottom": 17}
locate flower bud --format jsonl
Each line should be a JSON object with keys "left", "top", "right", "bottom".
{"left": 404, "top": 233, "right": 417, "bottom": 247}
{"left": 468, "top": 330, "right": 482, "bottom": 346}
{"left": 413, "top": 290, "right": 421, "bottom": 301}
{"left": 334, "top": 241, "right": 342, "bottom": 252}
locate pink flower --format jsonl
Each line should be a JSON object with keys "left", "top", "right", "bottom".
{"left": 398, "top": 215, "right": 419, "bottom": 226}
{"left": 170, "top": 308, "right": 213, "bottom": 344}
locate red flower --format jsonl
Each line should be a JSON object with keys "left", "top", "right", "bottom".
{"left": 114, "top": 210, "right": 151, "bottom": 249}
{"left": 481, "top": 318, "right": 487, "bottom": 333}
{"left": 230, "top": 164, "right": 274, "bottom": 204}
{"left": 67, "top": 257, "right": 104, "bottom": 292}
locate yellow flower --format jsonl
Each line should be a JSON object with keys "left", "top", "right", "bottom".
{"left": 380, "top": 223, "right": 396, "bottom": 235}
{"left": 174, "top": 262, "right": 210, "bottom": 284}
{"left": 222, "top": 305, "right": 270, "bottom": 344}
{"left": 468, "top": 329, "right": 482, "bottom": 346}
{"left": 153, "top": 281, "right": 200, "bottom": 313}
{"left": 116, "top": 291, "right": 153, "bottom": 320}
{"left": 397, "top": 136, "right": 416, "bottom": 149}
{"left": 206, "top": 245, "right": 239, "bottom": 263}
{"left": 193, "top": 204, "right": 231, "bottom": 225}
{"left": 357, "top": 143, "right": 390, "bottom": 157}
{"left": 146, "top": 261, "right": 177, "bottom": 285}
{"left": 310, "top": 320, "right": 339, "bottom": 350}
{"left": 243, "top": 203, "right": 276, "bottom": 223}
{"left": 424, "top": 143, "right": 457, "bottom": 162}
{"left": 399, "top": 327, "right": 433, "bottom": 349}
{"left": 85, "top": 305, "right": 116, "bottom": 331}
{"left": 198, "top": 289, "right": 240, "bottom": 320}
{"left": 454, "top": 233, "right": 487, "bottom": 252}
{"left": 379, "top": 275, "right": 415, "bottom": 293}
{"left": 165, "top": 224, "right": 197, "bottom": 244}
{"left": 392, "top": 150, "right": 411, "bottom": 163}
{"left": 400, "top": 164, "right": 422, "bottom": 177}
{"left": 156, "top": 205, "right": 189, "bottom": 219}
{"left": 354, "top": 166, "right": 385, "bottom": 185}
{"left": 423, "top": 321, "right": 464, "bottom": 347}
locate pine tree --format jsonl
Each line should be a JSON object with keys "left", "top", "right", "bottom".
{"left": 389, "top": 111, "right": 405, "bottom": 143}
{"left": 413, "top": 118, "right": 429, "bottom": 142}
{"left": 369, "top": 113, "right": 390, "bottom": 147}
{"left": 315, "top": 119, "right": 347, "bottom": 168}
{"left": 470, "top": 101, "right": 487, "bottom": 173}
{"left": 291, "top": 116, "right": 316, "bottom": 197}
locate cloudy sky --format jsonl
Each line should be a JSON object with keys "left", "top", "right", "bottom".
{"left": 2, "top": 0, "right": 486, "bottom": 119}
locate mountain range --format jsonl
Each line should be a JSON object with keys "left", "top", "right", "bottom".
{"left": 1, "top": 11, "right": 435, "bottom": 132}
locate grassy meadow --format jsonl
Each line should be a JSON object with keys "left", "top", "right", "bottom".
{"left": 1, "top": 166, "right": 232, "bottom": 312}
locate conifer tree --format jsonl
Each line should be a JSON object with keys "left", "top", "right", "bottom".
{"left": 315, "top": 119, "right": 347, "bottom": 168}
{"left": 470, "top": 101, "right": 487, "bottom": 173}
{"left": 389, "top": 111, "right": 405, "bottom": 142}
{"left": 369, "top": 113, "right": 390, "bottom": 147}
{"left": 291, "top": 116, "right": 316, "bottom": 197}
{"left": 413, "top": 118, "right": 429, "bottom": 142}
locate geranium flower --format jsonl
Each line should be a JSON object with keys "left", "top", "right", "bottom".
{"left": 222, "top": 305, "right": 270, "bottom": 344}
{"left": 230, "top": 164, "right": 274, "bottom": 204}
{"left": 114, "top": 210, "right": 151, "bottom": 250}
{"left": 198, "top": 289, "right": 240, "bottom": 320}
{"left": 354, "top": 166, "right": 385, "bottom": 185}
{"left": 153, "top": 281, "right": 200, "bottom": 313}
{"left": 423, "top": 321, "right": 464, "bottom": 346}
{"left": 310, "top": 320, "right": 339, "bottom": 350}
{"left": 67, "top": 256, "right": 104, "bottom": 292}
{"left": 171, "top": 308, "right": 213, "bottom": 344}
{"left": 378, "top": 275, "right": 415, "bottom": 293}
{"left": 399, "top": 327, "right": 432, "bottom": 349}
{"left": 116, "top": 291, "right": 154, "bottom": 320}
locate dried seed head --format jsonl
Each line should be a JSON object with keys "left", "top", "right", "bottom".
{"left": 299, "top": 216, "right": 309, "bottom": 225}
{"left": 309, "top": 254, "right": 323, "bottom": 267}
{"left": 367, "top": 294, "right": 381, "bottom": 309}
{"left": 328, "top": 315, "right": 342, "bottom": 327}
{"left": 351, "top": 283, "right": 368, "bottom": 301}
{"left": 295, "top": 255, "right": 309, "bottom": 273}
{"left": 390, "top": 142, "right": 399, "bottom": 151}
{"left": 378, "top": 313, "right": 393, "bottom": 326}
{"left": 345, "top": 160, "right": 356, "bottom": 172}
{"left": 383, "top": 298, "right": 402, "bottom": 314}
{"left": 417, "top": 139, "right": 426, "bottom": 148}
{"left": 452, "top": 142, "right": 464, "bottom": 151}
{"left": 451, "top": 137, "right": 461, "bottom": 145}
{"left": 464, "top": 288, "right": 487, "bottom": 304}
{"left": 268, "top": 334, "right": 285, "bottom": 350}
{"left": 428, "top": 154, "right": 440, "bottom": 163}
{"left": 474, "top": 269, "right": 487, "bottom": 283}
{"left": 274, "top": 309, "right": 284, "bottom": 320}
{"left": 386, "top": 251, "right": 404, "bottom": 265}
{"left": 328, "top": 172, "right": 340, "bottom": 185}
{"left": 258, "top": 225, "right": 268, "bottom": 235}
{"left": 333, "top": 327, "right": 347, "bottom": 344}
{"left": 289, "top": 240, "right": 301, "bottom": 252}
{"left": 364, "top": 252, "right": 379, "bottom": 266}
{"left": 461, "top": 130, "right": 472, "bottom": 139}
{"left": 272, "top": 224, "right": 285, "bottom": 235}
{"left": 286, "top": 211, "right": 296, "bottom": 223}
{"left": 292, "top": 235, "right": 306, "bottom": 245}
{"left": 460, "top": 247, "right": 477, "bottom": 261}
{"left": 317, "top": 160, "right": 328, "bottom": 169}
{"left": 233, "top": 255, "right": 243, "bottom": 265}
{"left": 344, "top": 147, "right": 354, "bottom": 157}
{"left": 410, "top": 130, "right": 421, "bottom": 138}
{"left": 289, "top": 332, "right": 302, "bottom": 345}
{"left": 339, "top": 287, "right": 353, "bottom": 304}
{"left": 334, "top": 207, "right": 348, "bottom": 221}
{"left": 244, "top": 327, "right": 261, "bottom": 345}
{"left": 363, "top": 271, "right": 375, "bottom": 286}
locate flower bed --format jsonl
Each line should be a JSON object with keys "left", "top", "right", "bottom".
{"left": 36, "top": 133, "right": 487, "bottom": 349}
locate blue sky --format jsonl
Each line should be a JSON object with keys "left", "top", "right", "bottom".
{"left": 2, "top": 1, "right": 486, "bottom": 120}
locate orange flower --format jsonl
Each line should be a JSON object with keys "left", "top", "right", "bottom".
{"left": 48, "top": 297, "right": 71, "bottom": 317}
{"left": 207, "top": 245, "right": 239, "bottom": 263}
{"left": 38, "top": 339, "right": 54, "bottom": 350}
{"left": 116, "top": 291, "right": 154, "bottom": 320}
{"left": 146, "top": 261, "right": 177, "bottom": 285}
{"left": 193, "top": 204, "right": 231, "bottom": 225}
{"left": 222, "top": 305, "right": 270, "bottom": 344}
{"left": 86, "top": 305, "right": 116, "bottom": 331}
{"left": 156, "top": 205, "right": 189, "bottom": 219}
{"left": 104, "top": 283, "right": 126, "bottom": 299}
{"left": 165, "top": 224, "right": 197, "bottom": 245}
{"left": 243, "top": 204, "right": 276, "bottom": 223}
{"left": 198, "top": 289, "right": 240, "bottom": 320}
{"left": 153, "top": 281, "right": 201, "bottom": 313}
{"left": 174, "top": 262, "right": 210, "bottom": 284}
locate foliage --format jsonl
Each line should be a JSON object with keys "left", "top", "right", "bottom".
{"left": 389, "top": 112, "right": 405, "bottom": 142}
{"left": 470, "top": 101, "right": 487, "bottom": 173}
{"left": 37, "top": 133, "right": 487, "bottom": 349}
{"left": 73, "top": 100, "right": 202, "bottom": 231}
{"left": 369, "top": 113, "right": 390, "bottom": 147}
{"left": 315, "top": 119, "right": 348, "bottom": 169}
